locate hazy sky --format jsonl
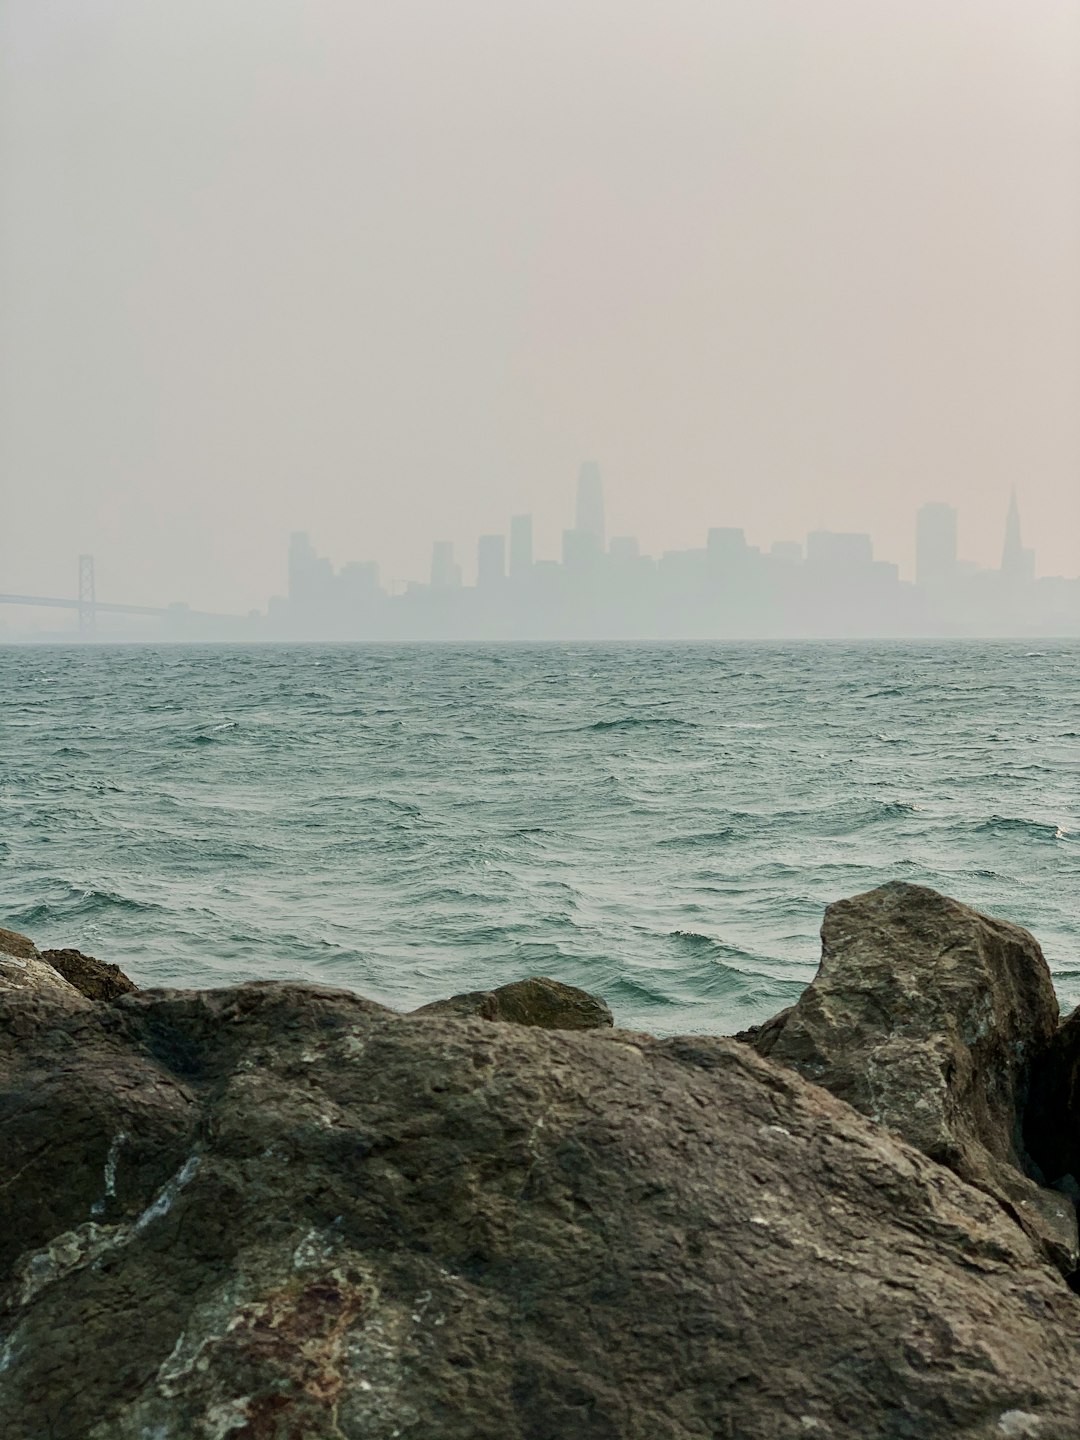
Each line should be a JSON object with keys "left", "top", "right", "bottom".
{"left": 2, "top": 0, "right": 1078, "bottom": 612}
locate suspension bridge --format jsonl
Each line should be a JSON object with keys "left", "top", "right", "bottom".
{"left": 0, "top": 556, "right": 246, "bottom": 639}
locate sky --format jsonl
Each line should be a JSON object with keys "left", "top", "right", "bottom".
{"left": 2, "top": 0, "right": 1079, "bottom": 613}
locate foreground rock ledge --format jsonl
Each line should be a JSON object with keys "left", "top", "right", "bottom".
{"left": 5, "top": 888, "right": 1080, "bottom": 1438}
{"left": 3, "top": 984, "right": 1080, "bottom": 1433}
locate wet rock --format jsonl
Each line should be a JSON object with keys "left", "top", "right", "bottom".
{"left": 411, "top": 974, "right": 613, "bottom": 1029}
{"left": 3, "top": 977, "right": 1080, "bottom": 1437}
{"left": 41, "top": 947, "right": 138, "bottom": 1002}
{"left": 745, "top": 881, "right": 1077, "bottom": 1275}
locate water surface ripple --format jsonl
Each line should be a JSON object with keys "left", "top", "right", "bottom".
{"left": 3, "top": 641, "right": 1078, "bottom": 1033}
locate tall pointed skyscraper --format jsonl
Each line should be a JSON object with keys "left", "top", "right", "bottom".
{"left": 575, "top": 461, "right": 605, "bottom": 551}
{"left": 1000, "top": 489, "right": 1035, "bottom": 584}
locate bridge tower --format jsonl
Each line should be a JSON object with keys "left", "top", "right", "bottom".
{"left": 78, "top": 554, "right": 97, "bottom": 641}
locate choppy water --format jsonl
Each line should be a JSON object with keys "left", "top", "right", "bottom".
{"left": 2, "top": 641, "right": 1079, "bottom": 1034}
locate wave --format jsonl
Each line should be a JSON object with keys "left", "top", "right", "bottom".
{"left": 574, "top": 715, "right": 697, "bottom": 734}
{"left": 8, "top": 885, "right": 173, "bottom": 926}
{"left": 6, "top": 639, "right": 1079, "bottom": 1037}
{"left": 169, "top": 718, "right": 242, "bottom": 745}
{"left": 973, "top": 815, "right": 1064, "bottom": 843}
{"left": 657, "top": 828, "right": 739, "bottom": 849}
{"left": 668, "top": 929, "right": 758, "bottom": 963}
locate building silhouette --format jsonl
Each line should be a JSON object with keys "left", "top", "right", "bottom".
{"left": 430, "top": 541, "right": 462, "bottom": 590}
{"left": 509, "top": 515, "right": 533, "bottom": 577}
{"left": 1000, "top": 489, "right": 1035, "bottom": 584}
{"left": 477, "top": 534, "right": 506, "bottom": 587}
{"left": 574, "top": 461, "right": 605, "bottom": 550}
{"left": 288, "top": 532, "right": 334, "bottom": 609}
{"left": 561, "top": 526, "right": 602, "bottom": 572}
{"left": 916, "top": 504, "right": 958, "bottom": 588}
{"left": 253, "top": 467, "right": 1077, "bottom": 643}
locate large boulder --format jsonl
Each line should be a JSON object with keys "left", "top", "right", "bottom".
{"left": 411, "top": 975, "right": 613, "bottom": 1030}
{"left": 3, "top": 975, "right": 1080, "bottom": 1438}
{"left": 744, "top": 882, "right": 1077, "bottom": 1275}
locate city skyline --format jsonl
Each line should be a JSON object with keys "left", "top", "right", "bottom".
{"left": 288, "top": 466, "right": 1061, "bottom": 596}
{"left": 270, "top": 463, "right": 1079, "bottom": 640}
{"left": 5, "top": 4, "right": 1079, "bottom": 616}
{"left": 6, "top": 462, "right": 1079, "bottom": 642}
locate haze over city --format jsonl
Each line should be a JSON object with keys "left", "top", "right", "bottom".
{"left": 3, "top": 0, "right": 1079, "bottom": 616}
{"left": 4, "top": 462, "right": 1078, "bottom": 640}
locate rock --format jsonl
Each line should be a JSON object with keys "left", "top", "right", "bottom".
{"left": 744, "top": 881, "right": 1078, "bottom": 1276}
{"left": 4, "top": 977, "right": 1080, "bottom": 1437}
{"left": 1025, "top": 1007, "right": 1080, "bottom": 1200}
{"left": 0, "top": 953, "right": 86, "bottom": 1001}
{"left": 41, "top": 947, "right": 138, "bottom": 1001}
{"left": 0, "top": 926, "right": 38, "bottom": 960}
{"left": 0, "top": 930, "right": 134, "bottom": 1004}
{"left": 411, "top": 974, "right": 613, "bottom": 1029}
{"left": 0, "top": 927, "right": 86, "bottom": 1002}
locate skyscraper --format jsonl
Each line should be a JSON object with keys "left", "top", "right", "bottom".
{"left": 1000, "top": 489, "right": 1035, "bottom": 583}
{"left": 509, "top": 515, "right": 533, "bottom": 577}
{"left": 562, "top": 527, "right": 600, "bottom": 571}
{"left": 430, "top": 541, "right": 462, "bottom": 589}
{"left": 288, "top": 531, "right": 333, "bottom": 609}
{"left": 477, "top": 534, "right": 506, "bottom": 587}
{"left": 575, "top": 461, "right": 605, "bottom": 550}
{"left": 915, "top": 503, "right": 958, "bottom": 588}
{"left": 707, "top": 527, "right": 748, "bottom": 574}
{"left": 288, "top": 532, "right": 316, "bottom": 600}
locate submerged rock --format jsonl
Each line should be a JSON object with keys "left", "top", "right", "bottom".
{"left": 41, "top": 947, "right": 138, "bottom": 1002}
{"left": 3, "top": 973, "right": 1080, "bottom": 1437}
{"left": 411, "top": 974, "right": 613, "bottom": 1029}
{"left": 743, "top": 881, "right": 1078, "bottom": 1275}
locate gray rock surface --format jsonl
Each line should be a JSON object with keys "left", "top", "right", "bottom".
{"left": 744, "top": 881, "right": 1078, "bottom": 1275}
{"left": 412, "top": 974, "right": 613, "bottom": 1029}
{"left": 0, "top": 927, "right": 38, "bottom": 961}
{"left": 0, "top": 928, "right": 136, "bottom": 1005}
{"left": 0, "top": 926, "right": 86, "bottom": 1001}
{"left": 3, "top": 969, "right": 1080, "bottom": 1438}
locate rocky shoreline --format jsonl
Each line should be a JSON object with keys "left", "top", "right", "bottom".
{"left": 3, "top": 882, "right": 1080, "bottom": 1437}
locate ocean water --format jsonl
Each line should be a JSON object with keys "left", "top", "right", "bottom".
{"left": 2, "top": 641, "right": 1079, "bottom": 1035}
